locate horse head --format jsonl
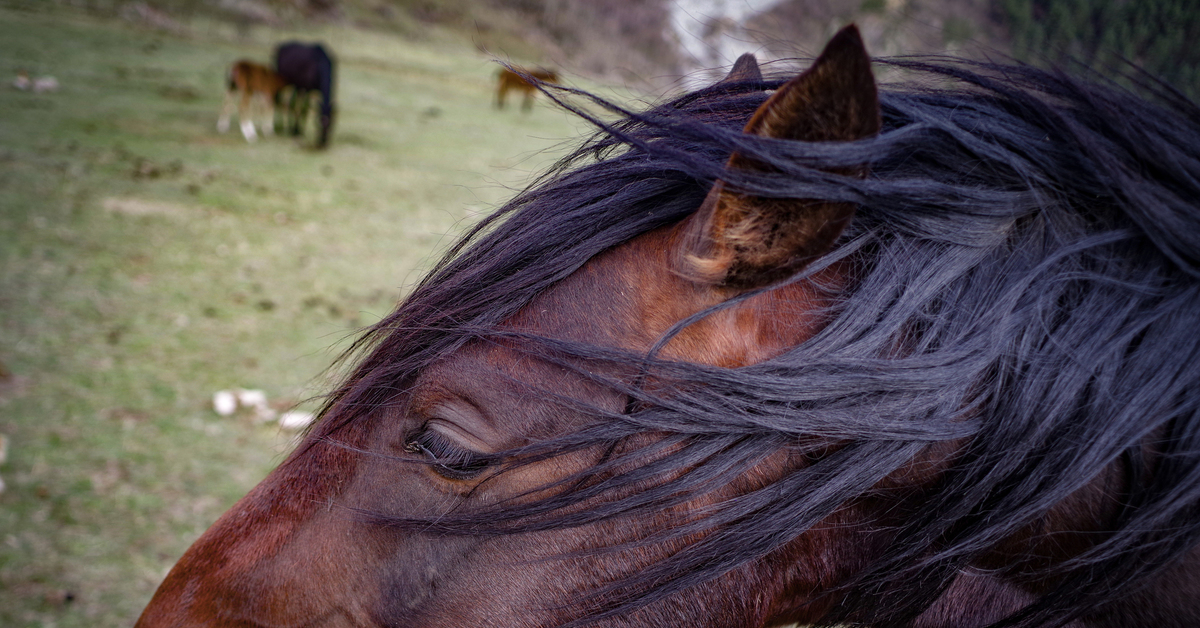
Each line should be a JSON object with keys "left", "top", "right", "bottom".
{"left": 138, "top": 24, "right": 1200, "bottom": 628}
{"left": 138, "top": 25, "right": 886, "bottom": 628}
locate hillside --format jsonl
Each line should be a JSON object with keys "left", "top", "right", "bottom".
{"left": 23, "top": 0, "right": 1200, "bottom": 97}
{"left": 0, "top": 5, "right": 598, "bottom": 625}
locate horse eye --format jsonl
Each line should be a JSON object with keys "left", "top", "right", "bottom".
{"left": 405, "top": 428, "right": 492, "bottom": 480}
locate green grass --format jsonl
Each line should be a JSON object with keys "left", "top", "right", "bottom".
{"left": 0, "top": 6, "right": 614, "bottom": 626}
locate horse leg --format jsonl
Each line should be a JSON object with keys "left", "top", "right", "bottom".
{"left": 295, "top": 93, "right": 311, "bottom": 138}
{"left": 258, "top": 92, "right": 274, "bottom": 137}
{"left": 239, "top": 89, "right": 257, "bottom": 142}
{"left": 496, "top": 81, "right": 507, "bottom": 109}
{"left": 291, "top": 91, "right": 308, "bottom": 137}
{"left": 273, "top": 86, "right": 289, "bottom": 136}
{"left": 522, "top": 89, "right": 533, "bottom": 112}
{"left": 217, "top": 88, "right": 235, "bottom": 133}
{"left": 285, "top": 89, "right": 299, "bottom": 136}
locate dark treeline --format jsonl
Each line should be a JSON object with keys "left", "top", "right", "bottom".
{"left": 997, "top": 0, "right": 1200, "bottom": 99}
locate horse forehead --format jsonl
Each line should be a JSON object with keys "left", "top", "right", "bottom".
{"left": 506, "top": 226, "right": 709, "bottom": 347}
{"left": 494, "top": 224, "right": 837, "bottom": 365}
{"left": 415, "top": 224, "right": 837, "bottom": 409}
{"left": 407, "top": 231, "right": 687, "bottom": 420}
{"left": 418, "top": 234, "right": 675, "bottom": 394}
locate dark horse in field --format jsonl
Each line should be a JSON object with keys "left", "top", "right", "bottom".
{"left": 274, "top": 41, "right": 335, "bottom": 148}
{"left": 496, "top": 66, "right": 559, "bottom": 112}
{"left": 137, "top": 26, "right": 1200, "bottom": 627}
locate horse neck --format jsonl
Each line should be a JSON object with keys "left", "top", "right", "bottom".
{"left": 317, "top": 55, "right": 334, "bottom": 113}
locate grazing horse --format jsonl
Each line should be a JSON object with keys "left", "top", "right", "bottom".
{"left": 496, "top": 66, "right": 558, "bottom": 112}
{"left": 137, "top": 26, "right": 1200, "bottom": 628}
{"left": 274, "top": 41, "right": 335, "bottom": 148}
{"left": 217, "top": 60, "right": 287, "bottom": 142}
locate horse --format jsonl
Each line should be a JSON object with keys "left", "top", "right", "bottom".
{"left": 273, "top": 41, "right": 335, "bottom": 149}
{"left": 136, "top": 25, "right": 1200, "bottom": 627}
{"left": 217, "top": 60, "right": 288, "bottom": 143}
{"left": 496, "top": 66, "right": 558, "bottom": 112}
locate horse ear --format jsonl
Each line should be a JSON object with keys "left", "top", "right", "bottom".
{"left": 680, "top": 25, "right": 880, "bottom": 290}
{"left": 721, "top": 53, "right": 762, "bottom": 83}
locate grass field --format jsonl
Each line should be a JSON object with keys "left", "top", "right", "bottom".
{"left": 0, "top": 6, "right": 621, "bottom": 626}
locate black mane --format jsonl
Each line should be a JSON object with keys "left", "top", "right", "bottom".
{"left": 312, "top": 57, "right": 1200, "bottom": 626}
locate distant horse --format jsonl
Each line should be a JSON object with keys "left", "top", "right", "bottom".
{"left": 217, "top": 60, "right": 287, "bottom": 142}
{"left": 137, "top": 26, "right": 1200, "bottom": 628}
{"left": 274, "top": 41, "right": 335, "bottom": 148}
{"left": 495, "top": 66, "right": 558, "bottom": 111}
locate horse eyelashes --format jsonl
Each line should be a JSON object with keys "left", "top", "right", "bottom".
{"left": 406, "top": 428, "right": 492, "bottom": 480}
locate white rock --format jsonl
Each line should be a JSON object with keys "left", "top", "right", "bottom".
{"left": 252, "top": 406, "right": 277, "bottom": 423}
{"left": 236, "top": 389, "right": 268, "bottom": 409}
{"left": 33, "top": 76, "right": 58, "bottom": 93}
{"left": 212, "top": 390, "right": 237, "bottom": 416}
{"left": 278, "top": 411, "right": 315, "bottom": 430}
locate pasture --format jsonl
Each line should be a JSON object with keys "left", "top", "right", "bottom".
{"left": 0, "top": 7, "right": 602, "bottom": 626}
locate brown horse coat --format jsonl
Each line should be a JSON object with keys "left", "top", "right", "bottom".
{"left": 495, "top": 66, "right": 559, "bottom": 112}
{"left": 217, "top": 60, "right": 287, "bottom": 143}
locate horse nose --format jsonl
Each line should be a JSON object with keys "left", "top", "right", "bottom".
{"left": 135, "top": 501, "right": 308, "bottom": 627}
{"left": 137, "top": 500, "right": 381, "bottom": 628}
{"left": 135, "top": 591, "right": 193, "bottom": 628}
{"left": 137, "top": 439, "right": 370, "bottom": 626}
{"left": 135, "top": 573, "right": 222, "bottom": 628}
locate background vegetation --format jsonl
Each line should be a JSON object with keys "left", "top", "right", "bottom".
{"left": 996, "top": 0, "right": 1200, "bottom": 99}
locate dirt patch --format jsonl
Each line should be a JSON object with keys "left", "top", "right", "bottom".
{"left": 0, "top": 374, "right": 30, "bottom": 406}
{"left": 102, "top": 196, "right": 197, "bottom": 218}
